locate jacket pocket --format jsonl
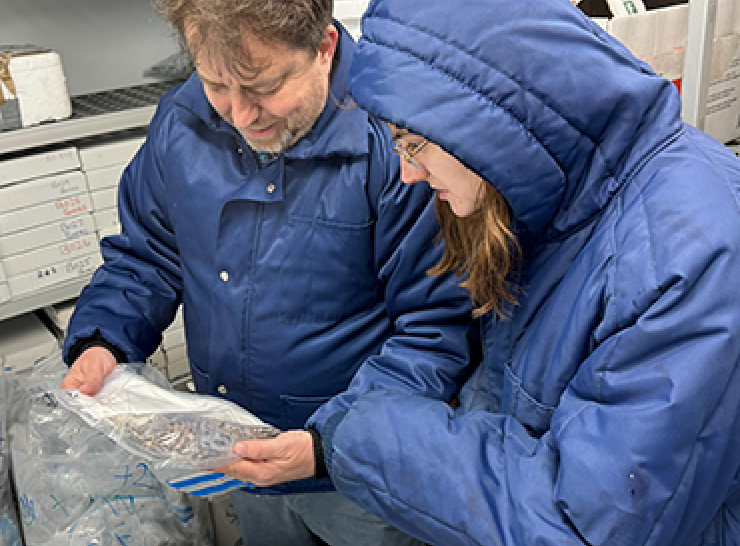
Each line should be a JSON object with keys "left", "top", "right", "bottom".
{"left": 502, "top": 362, "right": 556, "bottom": 438}
{"left": 189, "top": 357, "right": 210, "bottom": 392}
{"left": 279, "top": 218, "right": 380, "bottom": 322}
{"left": 279, "top": 393, "right": 333, "bottom": 430}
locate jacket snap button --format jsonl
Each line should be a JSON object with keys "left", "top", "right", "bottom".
{"left": 267, "top": 183, "right": 276, "bottom": 193}
{"left": 220, "top": 270, "right": 229, "bottom": 282}
{"left": 218, "top": 384, "right": 228, "bottom": 394}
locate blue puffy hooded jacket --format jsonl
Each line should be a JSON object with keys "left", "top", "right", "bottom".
{"left": 326, "top": 0, "right": 740, "bottom": 543}
{"left": 63, "top": 22, "right": 475, "bottom": 495}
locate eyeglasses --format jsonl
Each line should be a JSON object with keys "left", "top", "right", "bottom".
{"left": 392, "top": 136, "right": 429, "bottom": 169}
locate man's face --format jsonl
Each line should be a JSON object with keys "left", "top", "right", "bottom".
{"left": 192, "top": 25, "right": 338, "bottom": 154}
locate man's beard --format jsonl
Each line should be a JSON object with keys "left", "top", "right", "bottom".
{"left": 241, "top": 126, "right": 296, "bottom": 155}
{"left": 239, "top": 78, "right": 326, "bottom": 155}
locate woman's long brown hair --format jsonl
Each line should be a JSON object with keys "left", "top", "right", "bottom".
{"left": 429, "top": 184, "right": 520, "bottom": 319}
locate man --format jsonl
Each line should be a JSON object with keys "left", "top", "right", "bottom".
{"left": 60, "top": 1, "right": 475, "bottom": 545}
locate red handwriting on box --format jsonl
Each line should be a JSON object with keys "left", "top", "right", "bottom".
{"left": 55, "top": 196, "right": 88, "bottom": 216}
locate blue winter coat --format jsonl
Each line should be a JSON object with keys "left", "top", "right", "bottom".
{"left": 328, "top": 0, "right": 740, "bottom": 543}
{"left": 63, "top": 23, "right": 475, "bottom": 495}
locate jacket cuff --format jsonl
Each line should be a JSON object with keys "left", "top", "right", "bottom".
{"left": 308, "top": 426, "right": 329, "bottom": 479}
{"left": 65, "top": 330, "right": 128, "bottom": 366}
{"left": 320, "top": 410, "right": 349, "bottom": 480}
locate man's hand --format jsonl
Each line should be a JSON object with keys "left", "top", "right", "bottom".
{"left": 214, "top": 430, "right": 315, "bottom": 487}
{"left": 60, "top": 346, "right": 118, "bottom": 395}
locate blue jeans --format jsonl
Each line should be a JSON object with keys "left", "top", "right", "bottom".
{"left": 229, "top": 489, "right": 425, "bottom": 546}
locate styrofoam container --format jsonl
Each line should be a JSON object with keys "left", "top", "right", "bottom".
{"left": 0, "top": 45, "right": 72, "bottom": 131}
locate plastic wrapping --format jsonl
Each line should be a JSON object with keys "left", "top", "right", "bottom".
{"left": 12, "top": 391, "right": 211, "bottom": 546}
{"left": 52, "top": 365, "right": 279, "bottom": 471}
{"left": 6, "top": 351, "right": 212, "bottom": 545}
{"left": 1, "top": 361, "right": 22, "bottom": 546}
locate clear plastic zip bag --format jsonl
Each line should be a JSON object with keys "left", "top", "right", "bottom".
{"left": 51, "top": 365, "right": 280, "bottom": 471}
{"left": 13, "top": 389, "right": 212, "bottom": 546}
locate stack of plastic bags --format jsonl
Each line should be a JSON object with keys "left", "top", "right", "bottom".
{"left": 1, "top": 360, "right": 22, "bottom": 546}
{"left": 5, "top": 350, "right": 213, "bottom": 546}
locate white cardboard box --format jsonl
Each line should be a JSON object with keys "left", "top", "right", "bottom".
{"left": 603, "top": 0, "right": 740, "bottom": 143}
{"left": 0, "top": 171, "right": 87, "bottom": 213}
{"left": 0, "top": 147, "right": 79, "bottom": 187}
{"left": 173, "top": 305, "right": 184, "bottom": 327}
{"left": 167, "top": 357, "right": 190, "bottom": 381}
{"left": 4, "top": 251, "right": 101, "bottom": 301}
{"left": 93, "top": 208, "right": 120, "bottom": 234}
{"left": 210, "top": 494, "right": 243, "bottom": 546}
{"left": 0, "top": 192, "right": 92, "bottom": 235}
{"left": 148, "top": 346, "right": 169, "bottom": 379}
{"left": 45, "top": 298, "right": 77, "bottom": 334}
{"left": 90, "top": 187, "right": 117, "bottom": 211}
{"left": 0, "top": 312, "right": 58, "bottom": 373}
{"left": 97, "top": 227, "right": 120, "bottom": 240}
{"left": 0, "top": 46, "right": 72, "bottom": 131}
{"left": 2, "top": 234, "right": 98, "bottom": 277}
{"left": 85, "top": 164, "right": 125, "bottom": 191}
{"left": 78, "top": 136, "right": 145, "bottom": 171}
{"left": 164, "top": 344, "right": 189, "bottom": 379}
{"left": 162, "top": 326, "right": 185, "bottom": 350}
{"left": 0, "top": 214, "right": 96, "bottom": 257}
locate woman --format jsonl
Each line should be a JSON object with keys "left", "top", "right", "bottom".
{"left": 315, "top": 0, "right": 740, "bottom": 544}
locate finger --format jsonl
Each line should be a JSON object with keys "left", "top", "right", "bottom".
{"left": 60, "top": 370, "right": 85, "bottom": 390}
{"left": 216, "top": 459, "right": 276, "bottom": 486}
{"left": 234, "top": 438, "right": 280, "bottom": 460}
{"left": 80, "top": 368, "right": 106, "bottom": 396}
{"left": 77, "top": 379, "right": 102, "bottom": 396}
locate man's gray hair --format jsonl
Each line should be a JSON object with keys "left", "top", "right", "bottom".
{"left": 156, "top": 0, "right": 333, "bottom": 77}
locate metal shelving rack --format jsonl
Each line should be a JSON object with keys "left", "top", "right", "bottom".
{"left": 0, "top": 81, "right": 176, "bottom": 156}
{"left": 0, "top": 80, "right": 180, "bottom": 322}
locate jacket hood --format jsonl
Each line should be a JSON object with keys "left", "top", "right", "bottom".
{"left": 173, "top": 20, "right": 369, "bottom": 159}
{"left": 349, "top": 0, "right": 683, "bottom": 240}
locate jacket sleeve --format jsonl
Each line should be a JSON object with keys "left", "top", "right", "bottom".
{"left": 324, "top": 242, "right": 740, "bottom": 545}
{"left": 307, "top": 119, "right": 478, "bottom": 433}
{"left": 63, "top": 93, "right": 182, "bottom": 365}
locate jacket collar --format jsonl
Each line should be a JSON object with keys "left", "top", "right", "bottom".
{"left": 172, "top": 20, "right": 369, "bottom": 159}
